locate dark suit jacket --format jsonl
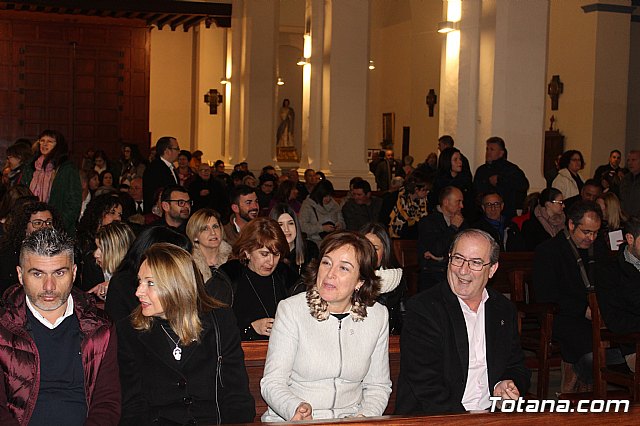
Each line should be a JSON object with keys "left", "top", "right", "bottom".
{"left": 142, "top": 158, "right": 179, "bottom": 213}
{"left": 533, "top": 232, "right": 607, "bottom": 362}
{"left": 395, "top": 281, "right": 530, "bottom": 414}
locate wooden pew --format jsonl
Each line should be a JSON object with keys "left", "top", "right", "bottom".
{"left": 392, "top": 239, "right": 419, "bottom": 297}
{"left": 230, "top": 404, "right": 640, "bottom": 425}
{"left": 241, "top": 335, "right": 400, "bottom": 421}
{"left": 489, "top": 251, "right": 535, "bottom": 296}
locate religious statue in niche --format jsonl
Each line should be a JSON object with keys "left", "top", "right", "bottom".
{"left": 276, "top": 99, "right": 299, "bottom": 161}
{"left": 277, "top": 99, "right": 295, "bottom": 147}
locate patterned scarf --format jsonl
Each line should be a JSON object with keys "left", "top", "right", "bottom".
{"left": 30, "top": 156, "right": 55, "bottom": 203}
{"left": 534, "top": 204, "right": 565, "bottom": 237}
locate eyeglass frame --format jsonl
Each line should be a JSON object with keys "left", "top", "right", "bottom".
{"left": 448, "top": 253, "right": 493, "bottom": 271}
{"left": 483, "top": 201, "right": 503, "bottom": 208}
{"left": 165, "top": 199, "right": 193, "bottom": 207}
{"left": 550, "top": 200, "right": 564, "bottom": 205}
{"left": 28, "top": 219, "right": 54, "bottom": 229}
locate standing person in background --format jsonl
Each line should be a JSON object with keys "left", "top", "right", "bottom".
{"left": 593, "top": 149, "right": 625, "bottom": 194}
{"left": 620, "top": 150, "right": 640, "bottom": 217}
{"left": 473, "top": 136, "right": 529, "bottom": 220}
{"left": 176, "top": 150, "right": 195, "bottom": 189}
{"left": 552, "top": 150, "right": 586, "bottom": 199}
{"left": 142, "top": 137, "right": 180, "bottom": 214}
{"left": 189, "top": 162, "right": 229, "bottom": 216}
{"left": 375, "top": 150, "right": 405, "bottom": 192}
{"left": 118, "top": 144, "right": 146, "bottom": 186}
{"left": 430, "top": 147, "right": 475, "bottom": 221}
{"left": 21, "top": 129, "right": 82, "bottom": 235}
{"left": 5, "top": 140, "right": 33, "bottom": 187}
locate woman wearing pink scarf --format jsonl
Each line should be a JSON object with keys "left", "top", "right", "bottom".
{"left": 21, "top": 130, "right": 82, "bottom": 235}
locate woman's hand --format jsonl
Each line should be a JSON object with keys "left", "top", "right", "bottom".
{"left": 291, "top": 402, "right": 313, "bottom": 421}
{"left": 251, "top": 317, "right": 274, "bottom": 336}
{"left": 322, "top": 223, "right": 336, "bottom": 233}
{"left": 88, "top": 281, "right": 109, "bottom": 300}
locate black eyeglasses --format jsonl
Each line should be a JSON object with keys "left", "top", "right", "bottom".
{"left": 483, "top": 202, "right": 503, "bottom": 208}
{"left": 449, "top": 254, "right": 492, "bottom": 271}
{"left": 29, "top": 219, "right": 53, "bottom": 229}
{"left": 167, "top": 199, "right": 193, "bottom": 207}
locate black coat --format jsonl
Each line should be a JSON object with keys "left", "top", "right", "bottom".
{"left": 595, "top": 247, "right": 640, "bottom": 335}
{"left": 395, "top": 281, "right": 530, "bottom": 414}
{"left": 117, "top": 308, "right": 255, "bottom": 425}
{"left": 521, "top": 213, "right": 554, "bottom": 251}
{"left": 473, "top": 158, "right": 529, "bottom": 220}
{"left": 104, "top": 268, "right": 138, "bottom": 323}
{"left": 211, "top": 260, "right": 289, "bottom": 341}
{"left": 142, "top": 158, "right": 179, "bottom": 214}
{"left": 189, "top": 176, "right": 230, "bottom": 217}
{"left": 533, "top": 232, "right": 607, "bottom": 362}
{"left": 471, "top": 216, "right": 525, "bottom": 252}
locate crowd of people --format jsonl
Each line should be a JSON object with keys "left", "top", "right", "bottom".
{"left": 0, "top": 130, "right": 639, "bottom": 424}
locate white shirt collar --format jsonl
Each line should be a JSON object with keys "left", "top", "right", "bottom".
{"left": 25, "top": 293, "right": 75, "bottom": 329}
{"left": 160, "top": 156, "right": 175, "bottom": 170}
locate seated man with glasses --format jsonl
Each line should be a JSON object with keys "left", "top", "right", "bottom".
{"left": 158, "top": 185, "right": 192, "bottom": 234}
{"left": 471, "top": 192, "right": 524, "bottom": 252}
{"left": 534, "top": 201, "right": 622, "bottom": 392}
{"left": 396, "top": 228, "right": 530, "bottom": 414}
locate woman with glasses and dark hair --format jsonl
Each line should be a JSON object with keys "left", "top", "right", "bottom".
{"left": 552, "top": 150, "right": 586, "bottom": 199}
{"left": 210, "top": 217, "right": 290, "bottom": 341}
{"left": 21, "top": 130, "right": 82, "bottom": 234}
{"left": 117, "top": 243, "right": 255, "bottom": 425}
{"left": 118, "top": 143, "right": 146, "bottom": 186}
{"left": 521, "top": 187, "right": 566, "bottom": 250}
{"left": 299, "top": 179, "right": 345, "bottom": 247}
{"left": 0, "top": 201, "right": 61, "bottom": 294}
{"left": 105, "top": 226, "right": 191, "bottom": 323}
{"left": 269, "top": 203, "right": 319, "bottom": 291}
{"left": 361, "top": 222, "right": 406, "bottom": 334}
{"left": 260, "top": 231, "right": 391, "bottom": 421}
{"left": 430, "top": 147, "right": 475, "bottom": 220}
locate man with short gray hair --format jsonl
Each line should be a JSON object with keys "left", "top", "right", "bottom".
{"left": 396, "top": 229, "right": 529, "bottom": 414}
{"left": 0, "top": 228, "right": 120, "bottom": 425}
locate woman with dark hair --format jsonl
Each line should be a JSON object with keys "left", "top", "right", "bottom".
{"left": 299, "top": 179, "right": 345, "bottom": 247}
{"left": 211, "top": 217, "right": 290, "bottom": 341}
{"left": 0, "top": 201, "right": 61, "bottom": 294}
{"left": 117, "top": 243, "right": 255, "bottom": 425}
{"left": 5, "top": 140, "right": 34, "bottom": 187}
{"left": 0, "top": 185, "right": 32, "bottom": 231}
{"left": 256, "top": 173, "right": 277, "bottom": 215}
{"left": 269, "top": 180, "right": 301, "bottom": 213}
{"left": 118, "top": 143, "right": 146, "bottom": 185}
{"left": 552, "top": 150, "right": 586, "bottom": 198}
{"left": 177, "top": 150, "right": 195, "bottom": 188}
{"left": 105, "top": 226, "right": 191, "bottom": 322}
{"left": 260, "top": 231, "right": 391, "bottom": 421}
{"left": 361, "top": 222, "right": 406, "bottom": 334}
{"left": 21, "top": 129, "right": 82, "bottom": 234}
{"left": 430, "top": 147, "right": 475, "bottom": 220}
{"left": 269, "top": 203, "right": 318, "bottom": 290}
{"left": 521, "top": 187, "right": 566, "bottom": 250}
{"left": 99, "top": 170, "right": 115, "bottom": 190}
{"left": 76, "top": 193, "right": 124, "bottom": 290}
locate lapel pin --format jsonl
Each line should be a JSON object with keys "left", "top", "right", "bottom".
{"left": 501, "top": 320, "right": 504, "bottom": 326}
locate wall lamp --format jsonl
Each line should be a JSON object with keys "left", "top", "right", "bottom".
{"left": 220, "top": 76, "right": 229, "bottom": 85}
{"left": 368, "top": 60, "right": 375, "bottom": 70}
{"left": 277, "top": 77, "right": 285, "bottom": 86}
{"left": 297, "top": 57, "right": 309, "bottom": 66}
{"left": 437, "top": 21, "right": 459, "bottom": 33}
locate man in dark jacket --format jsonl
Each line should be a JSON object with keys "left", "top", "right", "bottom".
{"left": 396, "top": 229, "right": 529, "bottom": 414}
{"left": 189, "top": 162, "right": 229, "bottom": 217}
{"left": 472, "top": 192, "right": 524, "bottom": 252}
{"left": 142, "top": 136, "right": 180, "bottom": 213}
{"left": 0, "top": 228, "right": 120, "bottom": 425}
{"left": 418, "top": 186, "right": 466, "bottom": 292}
{"left": 342, "top": 179, "right": 382, "bottom": 231}
{"left": 533, "top": 201, "right": 617, "bottom": 388}
{"left": 596, "top": 216, "right": 640, "bottom": 371}
{"left": 375, "top": 149, "right": 405, "bottom": 192}
{"left": 473, "top": 136, "right": 529, "bottom": 220}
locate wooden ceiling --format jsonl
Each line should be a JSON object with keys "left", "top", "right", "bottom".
{"left": 0, "top": 0, "right": 232, "bottom": 30}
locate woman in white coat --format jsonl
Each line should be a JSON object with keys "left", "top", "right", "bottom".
{"left": 552, "top": 150, "right": 585, "bottom": 199}
{"left": 260, "top": 231, "right": 391, "bottom": 421}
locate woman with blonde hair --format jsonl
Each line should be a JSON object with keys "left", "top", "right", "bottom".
{"left": 597, "top": 192, "right": 628, "bottom": 234}
{"left": 186, "top": 208, "right": 232, "bottom": 281}
{"left": 89, "top": 221, "right": 135, "bottom": 300}
{"left": 117, "top": 243, "right": 255, "bottom": 425}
